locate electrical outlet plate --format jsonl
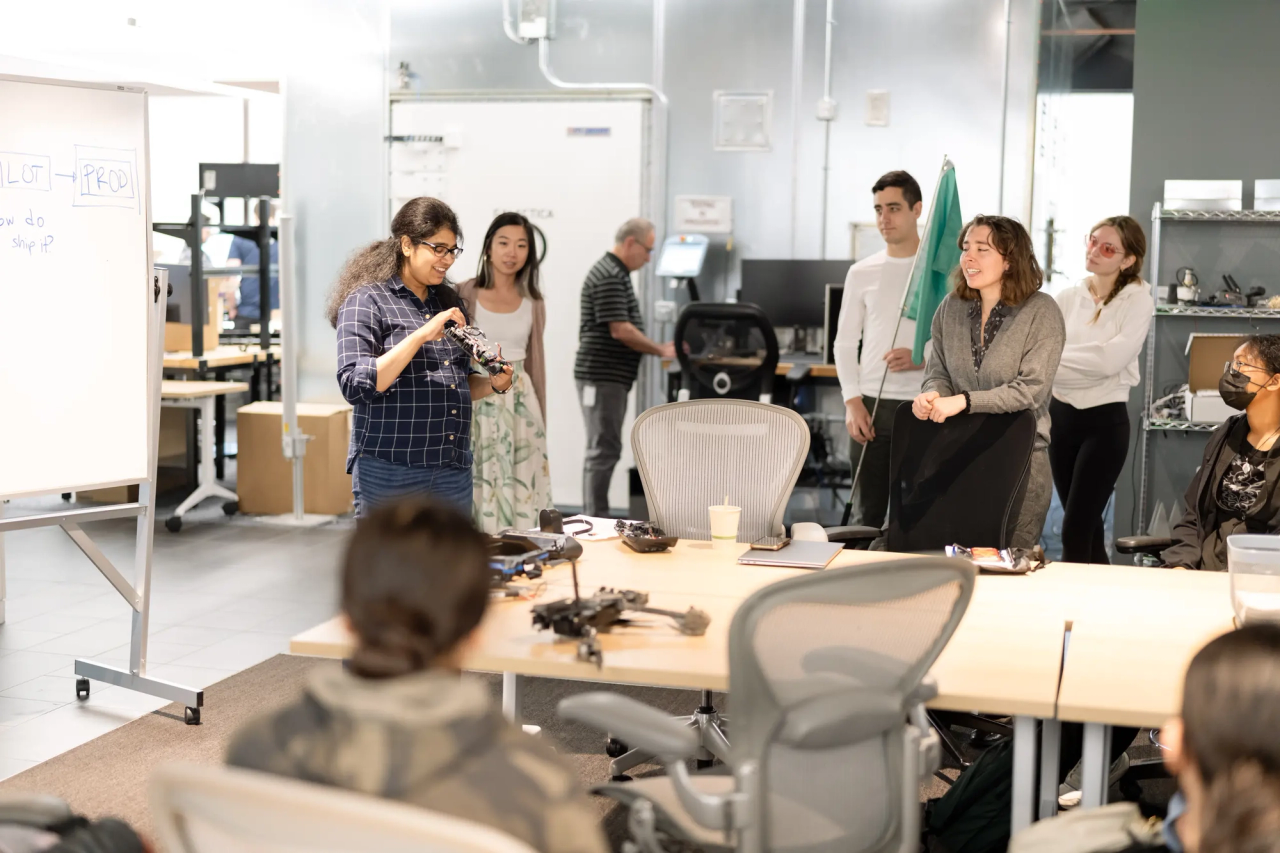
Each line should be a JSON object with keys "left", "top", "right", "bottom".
{"left": 866, "top": 90, "right": 890, "bottom": 127}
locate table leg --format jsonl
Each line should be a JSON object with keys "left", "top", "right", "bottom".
{"left": 1011, "top": 715, "right": 1038, "bottom": 835}
{"left": 1039, "top": 718, "right": 1061, "bottom": 820}
{"left": 501, "top": 672, "right": 541, "bottom": 737}
{"left": 213, "top": 368, "right": 227, "bottom": 480}
{"left": 1080, "top": 722, "right": 1111, "bottom": 808}
{"left": 502, "top": 671, "right": 526, "bottom": 727}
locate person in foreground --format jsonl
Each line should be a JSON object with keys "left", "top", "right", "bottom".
{"left": 1012, "top": 623, "right": 1280, "bottom": 853}
{"left": 912, "top": 215, "right": 1066, "bottom": 547}
{"left": 1163, "top": 335, "right": 1280, "bottom": 571}
{"left": 225, "top": 498, "right": 608, "bottom": 853}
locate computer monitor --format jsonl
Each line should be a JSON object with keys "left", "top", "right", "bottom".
{"left": 738, "top": 259, "right": 851, "bottom": 328}
{"left": 824, "top": 283, "right": 844, "bottom": 363}
{"left": 655, "top": 234, "right": 709, "bottom": 279}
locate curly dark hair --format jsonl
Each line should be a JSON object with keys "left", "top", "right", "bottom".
{"left": 325, "top": 197, "right": 464, "bottom": 328}
{"left": 342, "top": 497, "right": 491, "bottom": 679}
{"left": 1245, "top": 335, "right": 1280, "bottom": 376}
{"left": 951, "top": 214, "right": 1043, "bottom": 306}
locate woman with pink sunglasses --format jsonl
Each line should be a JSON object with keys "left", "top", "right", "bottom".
{"left": 1050, "top": 216, "right": 1153, "bottom": 565}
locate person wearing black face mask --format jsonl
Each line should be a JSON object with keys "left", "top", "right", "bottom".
{"left": 1163, "top": 335, "right": 1280, "bottom": 571}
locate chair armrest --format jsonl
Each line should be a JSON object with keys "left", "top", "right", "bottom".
{"left": 822, "top": 525, "right": 880, "bottom": 544}
{"left": 0, "top": 794, "right": 72, "bottom": 828}
{"left": 907, "top": 676, "right": 938, "bottom": 706}
{"left": 778, "top": 691, "right": 904, "bottom": 749}
{"left": 559, "top": 693, "right": 699, "bottom": 760}
{"left": 1115, "top": 536, "right": 1172, "bottom": 555}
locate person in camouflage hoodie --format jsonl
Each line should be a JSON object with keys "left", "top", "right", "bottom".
{"left": 226, "top": 498, "right": 608, "bottom": 853}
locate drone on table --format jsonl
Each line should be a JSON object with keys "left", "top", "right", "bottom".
{"left": 444, "top": 320, "right": 511, "bottom": 376}
{"left": 530, "top": 559, "right": 711, "bottom": 667}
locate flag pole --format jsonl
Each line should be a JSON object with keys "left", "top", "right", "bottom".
{"left": 841, "top": 156, "right": 954, "bottom": 526}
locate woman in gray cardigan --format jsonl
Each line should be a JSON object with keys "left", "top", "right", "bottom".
{"left": 913, "top": 214, "right": 1066, "bottom": 548}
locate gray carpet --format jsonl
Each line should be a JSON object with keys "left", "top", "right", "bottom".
{"left": 0, "top": 654, "right": 1169, "bottom": 850}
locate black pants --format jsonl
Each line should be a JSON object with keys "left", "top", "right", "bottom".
{"left": 849, "top": 397, "right": 907, "bottom": 529}
{"left": 1048, "top": 400, "right": 1130, "bottom": 564}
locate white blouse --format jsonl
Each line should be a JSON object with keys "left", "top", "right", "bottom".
{"left": 1052, "top": 279, "right": 1154, "bottom": 409}
{"left": 474, "top": 298, "right": 533, "bottom": 362}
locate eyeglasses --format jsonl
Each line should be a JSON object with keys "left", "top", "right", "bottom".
{"left": 1226, "top": 359, "right": 1269, "bottom": 374}
{"left": 417, "top": 240, "right": 464, "bottom": 259}
{"left": 1085, "top": 234, "right": 1123, "bottom": 259}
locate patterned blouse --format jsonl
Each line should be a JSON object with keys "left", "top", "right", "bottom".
{"left": 1218, "top": 441, "right": 1271, "bottom": 516}
{"left": 967, "top": 300, "right": 1012, "bottom": 370}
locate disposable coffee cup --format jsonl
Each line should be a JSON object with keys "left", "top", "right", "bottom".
{"left": 709, "top": 505, "right": 741, "bottom": 542}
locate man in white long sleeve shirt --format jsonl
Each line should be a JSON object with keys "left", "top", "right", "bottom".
{"left": 833, "top": 171, "right": 927, "bottom": 528}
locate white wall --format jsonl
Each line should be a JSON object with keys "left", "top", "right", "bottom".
{"left": 282, "top": 0, "right": 389, "bottom": 402}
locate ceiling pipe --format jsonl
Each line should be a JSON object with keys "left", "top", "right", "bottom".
{"left": 536, "top": 36, "right": 668, "bottom": 105}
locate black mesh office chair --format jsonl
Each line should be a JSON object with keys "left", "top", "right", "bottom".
{"left": 821, "top": 405, "right": 1038, "bottom": 553}
{"left": 672, "top": 303, "right": 780, "bottom": 404}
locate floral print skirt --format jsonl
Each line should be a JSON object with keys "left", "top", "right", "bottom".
{"left": 471, "top": 360, "right": 553, "bottom": 533}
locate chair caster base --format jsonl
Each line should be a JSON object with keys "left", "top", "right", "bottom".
{"left": 75, "top": 678, "right": 90, "bottom": 701}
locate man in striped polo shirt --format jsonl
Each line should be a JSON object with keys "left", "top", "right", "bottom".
{"left": 574, "top": 218, "right": 676, "bottom": 517}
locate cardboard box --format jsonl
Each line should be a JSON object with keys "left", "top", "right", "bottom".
{"left": 236, "top": 401, "right": 353, "bottom": 515}
{"left": 164, "top": 286, "right": 222, "bottom": 353}
{"left": 1185, "top": 333, "right": 1247, "bottom": 423}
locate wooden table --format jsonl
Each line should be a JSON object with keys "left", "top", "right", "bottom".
{"left": 661, "top": 358, "right": 839, "bottom": 380}
{"left": 160, "top": 381, "right": 250, "bottom": 532}
{"left": 164, "top": 346, "right": 281, "bottom": 478}
{"left": 291, "top": 539, "right": 1069, "bottom": 834}
{"left": 1054, "top": 568, "right": 1234, "bottom": 808}
{"left": 163, "top": 345, "right": 281, "bottom": 371}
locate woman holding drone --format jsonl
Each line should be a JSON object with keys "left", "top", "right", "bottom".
{"left": 328, "top": 197, "right": 514, "bottom": 516}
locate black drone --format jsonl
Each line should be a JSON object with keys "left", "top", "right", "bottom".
{"left": 531, "top": 561, "right": 711, "bottom": 667}
{"left": 444, "top": 320, "right": 511, "bottom": 376}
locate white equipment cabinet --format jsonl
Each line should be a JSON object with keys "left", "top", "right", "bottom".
{"left": 389, "top": 97, "right": 649, "bottom": 511}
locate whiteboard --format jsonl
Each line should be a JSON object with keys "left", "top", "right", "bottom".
{"left": 0, "top": 77, "right": 151, "bottom": 499}
{"left": 390, "top": 100, "right": 646, "bottom": 510}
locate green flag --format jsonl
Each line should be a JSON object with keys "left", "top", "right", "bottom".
{"left": 903, "top": 164, "right": 963, "bottom": 365}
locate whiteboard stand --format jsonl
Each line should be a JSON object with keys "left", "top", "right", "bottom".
{"left": 0, "top": 271, "right": 203, "bottom": 722}
{"left": 259, "top": 213, "right": 336, "bottom": 529}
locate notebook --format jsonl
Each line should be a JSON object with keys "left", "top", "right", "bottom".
{"left": 737, "top": 539, "right": 844, "bottom": 569}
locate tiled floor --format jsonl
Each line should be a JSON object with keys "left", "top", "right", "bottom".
{"left": 0, "top": 493, "right": 349, "bottom": 779}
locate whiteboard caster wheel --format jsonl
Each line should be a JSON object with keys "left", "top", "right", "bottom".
{"left": 185, "top": 706, "right": 201, "bottom": 725}
{"left": 165, "top": 516, "right": 182, "bottom": 533}
{"left": 76, "top": 678, "right": 90, "bottom": 701}
{"left": 222, "top": 501, "right": 239, "bottom": 517}
{"left": 62, "top": 493, "right": 72, "bottom": 502}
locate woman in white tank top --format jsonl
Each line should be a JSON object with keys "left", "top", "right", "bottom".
{"left": 457, "top": 213, "right": 552, "bottom": 532}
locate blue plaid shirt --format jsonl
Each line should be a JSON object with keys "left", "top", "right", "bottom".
{"left": 336, "top": 276, "right": 474, "bottom": 472}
